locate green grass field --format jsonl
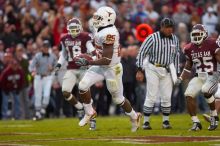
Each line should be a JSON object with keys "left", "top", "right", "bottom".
{"left": 0, "top": 114, "right": 220, "bottom": 146}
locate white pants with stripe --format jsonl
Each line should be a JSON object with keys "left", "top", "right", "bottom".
{"left": 144, "top": 63, "right": 173, "bottom": 108}
{"left": 184, "top": 73, "right": 219, "bottom": 98}
{"left": 34, "top": 75, "right": 53, "bottom": 110}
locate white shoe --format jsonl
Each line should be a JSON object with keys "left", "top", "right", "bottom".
{"left": 79, "top": 111, "right": 97, "bottom": 127}
{"left": 131, "top": 112, "right": 142, "bottom": 132}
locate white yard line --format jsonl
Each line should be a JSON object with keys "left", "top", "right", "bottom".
{"left": 1, "top": 124, "right": 33, "bottom": 128}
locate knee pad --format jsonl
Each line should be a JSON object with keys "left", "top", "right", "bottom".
{"left": 205, "top": 96, "right": 215, "bottom": 103}
{"left": 62, "top": 91, "right": 72, "bottom": 101}
{"left": 112, "top": 96, "right": 125, "bottom": 105}
{"left": 78, "top": 80, "right": 89, "bottom": 92}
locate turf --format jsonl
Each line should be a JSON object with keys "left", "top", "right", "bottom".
{"left": 0, "top": 114, "right": 220, "bottom": 146}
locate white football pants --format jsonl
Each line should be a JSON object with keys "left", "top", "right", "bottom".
{"left": 34, "top": 75, "right": 53, "bottom": 110}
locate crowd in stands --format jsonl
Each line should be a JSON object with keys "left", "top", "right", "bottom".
{"left": 0, "top": 0, "right": 219, "bottom": 120}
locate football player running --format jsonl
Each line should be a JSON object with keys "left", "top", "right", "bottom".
{"left": 178, "top": 24, "right": 220, "bottom": 131}
{"left": 74, "top": 6, "right": 141, "bottom": 132}
{"left": 54, "top": 17, "right": 96, "bottom": 129}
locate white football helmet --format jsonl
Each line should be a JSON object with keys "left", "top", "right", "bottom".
{"left": 92, "top": 6, "right": 116, "bottom": 28}
{"left": 190, "top": 24, "right": 208, "bottom": 45}
{"left": 67, "top": 18, "right": 83, "bottom": 37}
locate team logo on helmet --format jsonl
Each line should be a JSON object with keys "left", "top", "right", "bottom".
{"left": 92, "top": 6, "right": 116, "bottom": 28}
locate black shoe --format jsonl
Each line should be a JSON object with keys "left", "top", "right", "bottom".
{"left": 208, "top": 116, "right": 219, "bottom": 131}
{"left": 190, "top": 122, "right": 202, "bottom": 131}
{"left": 89, "top": 119, "right": 96, "bottom": 130}
{"left": 142, "top": 121, "right": 152, "bottom": 130}
{"left": 77, "top": 109, "right": 85, "bottom": 120}
{"left": 162, "top": 120, "right": 172, "bottom": 129}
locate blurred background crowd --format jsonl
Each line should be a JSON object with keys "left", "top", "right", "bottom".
{"left": 0, "top": 0, "right": 219, "bottom": 120}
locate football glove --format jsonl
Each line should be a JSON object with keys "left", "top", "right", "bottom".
{"left": 75, "top": 57, "right": 89, "bottom": 66}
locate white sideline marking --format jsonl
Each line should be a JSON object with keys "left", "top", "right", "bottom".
{"left": 0, "top": 132, "right": 47, "bottom": 135}
{"left": 2, "top": 124, "right": 33, "bottom": 128}
{"left": 0, "top": 144, "right": 43, "bottom": 146}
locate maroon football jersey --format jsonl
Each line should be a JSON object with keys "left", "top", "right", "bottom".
{"left": 184, "top": 37, "right": 219, "bottom": 73}
{"left": 60, "top": 32, "right": 92, "bottom": 69}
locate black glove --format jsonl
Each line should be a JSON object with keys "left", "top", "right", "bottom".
{"left": 74, "top": 57, "right": 89, "bottom": 66}
{"left": 54, "top": 63, "right": 61, "bottom": 75}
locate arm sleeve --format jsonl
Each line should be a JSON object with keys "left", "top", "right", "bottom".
{"left": 136, "top": 35, "right": 153, "bottom": 68}
{"left": 57, "top": 42, "right": 67, "bottom": 65}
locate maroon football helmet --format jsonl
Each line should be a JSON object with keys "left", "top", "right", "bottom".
{"left": 190, "top": 24, "right": 208, "bottom": 45}
{"left": 67, "top": 18, "right": 83, "bottom": 37}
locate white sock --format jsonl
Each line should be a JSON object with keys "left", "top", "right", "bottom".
{"left": 125, "top": 109, "right": 137, "bottom": 120}
{"left": 191, "top": 116, "right": 200, "bottom": 123}
{"left": 144, "top": 116, "right": 150, "bottom": 123}
{"left": 74, "top": 102, "right": 83, "bottom": 110}
{"left": 83, "top": 101, "right": 94, "bottom": 115}
{"left": 210, "top": 110, "right": 218, "bottom": 116}
{"left": 163, "top": 115, "right": 169, "bottom": 122}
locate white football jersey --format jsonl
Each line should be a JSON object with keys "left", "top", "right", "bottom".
{"left": 94, "top": 25, "right": 121, "bottom": 66}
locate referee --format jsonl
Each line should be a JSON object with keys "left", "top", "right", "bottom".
{"left": 136, "top": 18, "right": 180, "bottom": 129}
{"left": 29, "top": 40, "right": 57, "bottom": 120}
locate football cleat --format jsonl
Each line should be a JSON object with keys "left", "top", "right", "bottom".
{"left": 32, "top": 111, "right": 43, "bottom": 121}
{"left": 208, "top": 116, "right": 219, "bottom": 131}
{"left": 78, "top": 111, "right": 97, "bottom": 127}
{"left": 189, "top": 122, "right": 202, "bottom": 131}
{"left": 162, "top": 120, "right": 172, "bottom": 129}
{"left": 131, "top": 112, "right": 142, "bottom": 132}
{"left": 89, "top": 119, "right": 96, "bottom": 130}
{"left": 142, "top": 121, "right": 152, "bottom": 130}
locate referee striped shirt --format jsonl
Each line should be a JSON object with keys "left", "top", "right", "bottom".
{"left": 136, "top": 31, "right": 180, "bottom": 71}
